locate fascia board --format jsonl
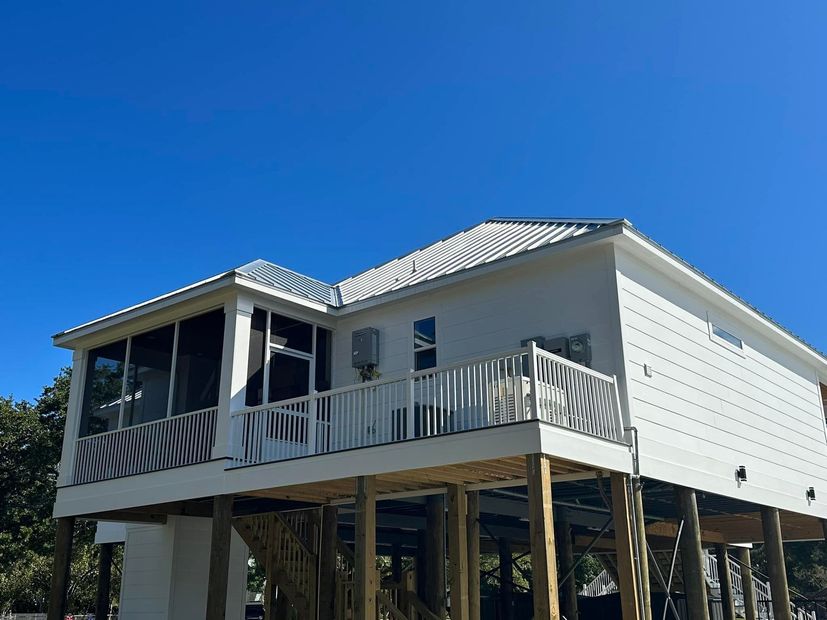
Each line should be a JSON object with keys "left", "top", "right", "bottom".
{"left": 616, "top": 226, "right": 827, "bottom": 374}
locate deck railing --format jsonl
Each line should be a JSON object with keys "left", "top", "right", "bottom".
{"left": 229, "top": 343, "right": 624, "bottom": 468}
{"left": 72, "top": 406, "right": 217, "bottom": 484}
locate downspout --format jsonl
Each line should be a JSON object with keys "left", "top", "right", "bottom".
{"left": 626, "top": 425, "right": 648, "bottom": 620}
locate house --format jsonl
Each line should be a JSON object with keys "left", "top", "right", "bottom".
{"left": 46, "top": 217, "right": 827, "bottom": 620}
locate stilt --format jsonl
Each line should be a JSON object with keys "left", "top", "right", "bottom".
{"left": 611, "top": 473, "right": 642, "bottom": 620}
{"left": 95, "top": 542, "right": 114, "bottom": 620}
{"left": 416, "top": 529, "right": 429, "bottom": 604}
{"left": 206, "top": 495, "right": 234, "bottom": 620}
{"left": 555, "top": 507, "right": 578, "bottom": 620}
{"left": 275, "top": 589, "right": 291, "bottom": 620}
{"left": 735, "top": 547, "right": 758, "bottom": 620}
{"left": 527, "top": 453, "right": 560, "bottom": 620}
{"left": 674, "top": 486, "right": 710, "bottom": 620}
{"left": 318, "top": 505, "right": 339, "bottom": 620}
{"left": 467, "top": 490, "right": 481, "bottom": 620}
{"left": 632, "top": 480, "right": 652, "bottom": 620}
{"left": 425, "top": 493, "right": 447, "bottom": 618}
{"left": 761, "top": 506, "right": 792, "bottom": 620}
{"left": 391, "top": 544, "right": 403, "bottom": 583}
{"left": 354, "top": 475, "right": 377, "bottom": 620}
{"left": 447, "top": 484, "right": 469, "bottom": 620}
{"left": 498, "top": 538, "right": 514, "bottom": 620}
{"left": 47, "top": 516, "right": 75, "bottom": 620}
{"left": 715, "top": 544, "right": 736, "bottom": 620}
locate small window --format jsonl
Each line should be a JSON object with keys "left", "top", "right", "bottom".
{"left": 708, "top": 316, "right": 743, "bottom": 352}
{"left": 414, "top": 317, "right": 437, "bottom": 370}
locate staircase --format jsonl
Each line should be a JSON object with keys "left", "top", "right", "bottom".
{"left": 581, "top": 551, "right": 816, "bottom": 620}
{"left": 234, "top": 511, "right": 318, "bottom": 619}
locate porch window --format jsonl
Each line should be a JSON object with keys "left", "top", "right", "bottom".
{"left": 414, "top": 317, "right": 437, "bottom": 371}
{"left": 78, "top": 309, "right": 225, "bottom": 437}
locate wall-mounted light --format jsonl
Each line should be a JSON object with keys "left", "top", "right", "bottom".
{"left": 806, "top": 487, "right": 816, "bottom": 502}
{"left": 736, "top": 465, "right": 748, "bottom": 482}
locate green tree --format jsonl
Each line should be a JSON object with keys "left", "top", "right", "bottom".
{"left": 0, "top": 369, "right": 121, "bottom": 614}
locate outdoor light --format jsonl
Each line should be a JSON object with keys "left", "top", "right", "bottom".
{"left": 736, "top": 465, "right": 748, "bottom": 482}
{"left": 807, "top": 487, "right": 816, "bottom": 501}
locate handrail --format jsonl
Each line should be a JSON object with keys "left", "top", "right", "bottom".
{"left": 75, "top": 405, "right": 218, "bottom": 440}
{"left": 535, "top": 347, "right": 617, "bottom": 381}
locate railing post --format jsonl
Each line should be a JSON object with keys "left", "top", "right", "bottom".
{"left": 407, "top": 369, "right": 416, "bottom": 440}
{"left": 308, "top": 392, "right": 318, "bottom": 455}
{"left": 612, "top": 376, "right": 625, "bottom": 442}
{"left": 527, "top": 341, "right": 541, "bottom": 420}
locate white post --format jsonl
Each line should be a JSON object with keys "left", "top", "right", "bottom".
{"left": 213, "top": 294, "right": 254, "bottom": 461}
{"left": 612, "top": 377, "right": 626, "bottom": 443}
{"left": 308, "top": 392, "right": 318, "bottom": 455}
{"left": 406, "top": 369, "right": 415, "bottom": 439}
{"left": 527, "top": 341, "right": 541, "bottom": 421}
{"left": 58, "top": 349, "right": 87, "bottom": 486}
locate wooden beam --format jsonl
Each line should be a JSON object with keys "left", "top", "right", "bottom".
{"left": 206, "top": 494, "right": 234, "bottom": 620}
{"left": 735, "top": 547, "right": 758, "bottom": 620}
{"left": 78, "top": 510, "right": 167, "bottom": 524}
{"left": 467, "top": 490, "right": 481, "bottom": 620}
{"left": 425, "top": 494, "right": 447, "bottom": 618}
{"left": 498, "top": 538, "right": 514, "bottom": 620}
{"left": 761, "top": 507, "right": 792, "bottom": 620}
{"left": 674, "top": 486, "right": 710, "bottom": 620}
{"left": 318, "top": 505, "right": 338, "bottom": 620}
{"left": 354, "top": 475, "right": 377, "bottom": 620}
{"left": 95, "top": 542, "right": 114, "bottom": 620}
{"left": 526, "top": 453, "right": 560, "bottom": 620}
{"left": 555, "top": 507, "right": 578, "bottom": 620}
{"left": 633, "top": 480, "right": 653, "bottom": 620}
{"left": 646, "top": 520, "right": 726, "bottom": 544}
{"left": 47, "top": 516, "right": 75, "bottom": 620}
{"left": 715, "top": 545, "right": 737, "bottom": 620}
{"left": 611, "top": 473, "right": 642, "bottom": 620}
{"left": 447, "top": 484, "right": 469, "bottom": 620}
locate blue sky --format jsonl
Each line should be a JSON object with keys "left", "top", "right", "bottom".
{"left": 1, "top": 3, "right": 826, "bottom": 401}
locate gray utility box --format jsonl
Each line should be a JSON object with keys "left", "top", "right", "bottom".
{"left": 352, "top": 327, "right": 380, "bottom": 368}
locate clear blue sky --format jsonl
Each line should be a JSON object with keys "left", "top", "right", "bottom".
{"left": 2, "top": 3, "right": 826, "bottom": 401}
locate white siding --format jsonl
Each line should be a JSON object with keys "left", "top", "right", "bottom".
{"left": 615, "top": 247, "right": 827, "bottom": 516}
{"left": 119, "top": 517, "right": 248, "bottom": 620}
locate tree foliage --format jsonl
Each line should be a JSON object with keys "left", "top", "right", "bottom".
{"left": 0, "top": 369, "right": 121, "bottom": 614}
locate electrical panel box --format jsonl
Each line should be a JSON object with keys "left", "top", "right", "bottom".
{"left": 352, "top": 327, "right": 379, "bottom": 368}
{"left": 569, "top": 333, "right": 592, "bottom": 367}
{"left": 543, "top": 336, "right": 570, "bottom": 360}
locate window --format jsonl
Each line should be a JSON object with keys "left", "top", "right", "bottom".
{"left": 414, "top": 317, "right": 437, "bottom": 371}
{"left": 79, "top": 309, "right": 225, "bottom": 437}
{"left": 708, "top": 316, "right": 743, "bottom": 353}
{"left": 270, "top": 313, "right": 313, "bottom": 353}
{"left": 80, "top": 340, "right": 128, "bottom": 436}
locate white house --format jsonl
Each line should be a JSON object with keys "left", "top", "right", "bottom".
{"left": 47, "top": 218, "right": 827, "bottom": 620}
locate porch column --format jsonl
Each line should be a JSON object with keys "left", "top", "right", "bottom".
{"left": 206, "top": 494, "right": 234, "bottom": 620}
{"left": 95, "top": 542, "right": 114, "bottom": 620}
{"left": 714, "top": 545, "right": 737, "bottom": 620}
{"left": 447, "top": 484, "right": 469, "bottom": 620}
{"left": 47, "top": 516, "right": 75, "bottom": 620}
{"left": 57, "top": 349, "right": 85, "bottom": 486}
{"left": 527, "top": 453, "right": 560, "bottom": 620}
{"left": 498, "top": 538, "right": 514, "bottom": 620}
{"left": 555, "top": 507, "right": 578, "bottom": 620}
{"left": 467, "top": 490, "right": 481, "bottom": 620}
{"left": 632, "top": 480, "right": 652, "bottom": 620}
{"left": 735, "top": 547, "right": 758, "bottom": 620}
{"left": 674, "top": 485, "right": 710, "bottom": 620}
{"left": 611, "top": 473, "right": 642, "bottom": 620}
{"left": 761, "top": 506, "right": 792, "bottom": 620}
{"left": 214, "top": 295, "right": 253, "bottom": 460}
{"left": 425, "top": 494, "right": 447, "bottom": 618}
{"left": 319, "top": 505, "right": 339, "bottom": 620}
{"left": 354, "top": 475, "right": 377, "bottom": 620}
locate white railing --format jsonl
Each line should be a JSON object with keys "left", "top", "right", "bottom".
{"left": 73, "top": 407, "right": 218, "bottom": 484}
{"left": 229, "top": 343, "right": 624, "bottom": 467}
{"left": 580, "top": 568, "right": 618, "bottom": 597}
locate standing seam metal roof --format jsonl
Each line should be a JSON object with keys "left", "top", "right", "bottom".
{"left": 234, "top": 218, "right": 620, "bottom": 307}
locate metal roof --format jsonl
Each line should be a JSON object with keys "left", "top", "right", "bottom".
{"left": 235, "top": 259, "right": 338, "bottom": 306}
{"left": 334, "top": 217, "right": 621, "bottom": 304}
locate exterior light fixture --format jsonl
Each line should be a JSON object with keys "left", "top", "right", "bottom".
{"left": 807, "top": 487, "right": 816, "bottom": 501}
{"left": 736, "top": 466, "right": 748, "bottom": 482}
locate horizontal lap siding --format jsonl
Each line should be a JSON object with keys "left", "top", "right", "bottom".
{"left": 616, "top": 248, "right": 827, "bottom": 515}
{"left": 330, "top": 246, "right": 624, "bottom": 447}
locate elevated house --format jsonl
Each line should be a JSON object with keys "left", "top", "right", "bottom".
{"left": 47, "top": 218, "right": 827, "bottom": 620}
